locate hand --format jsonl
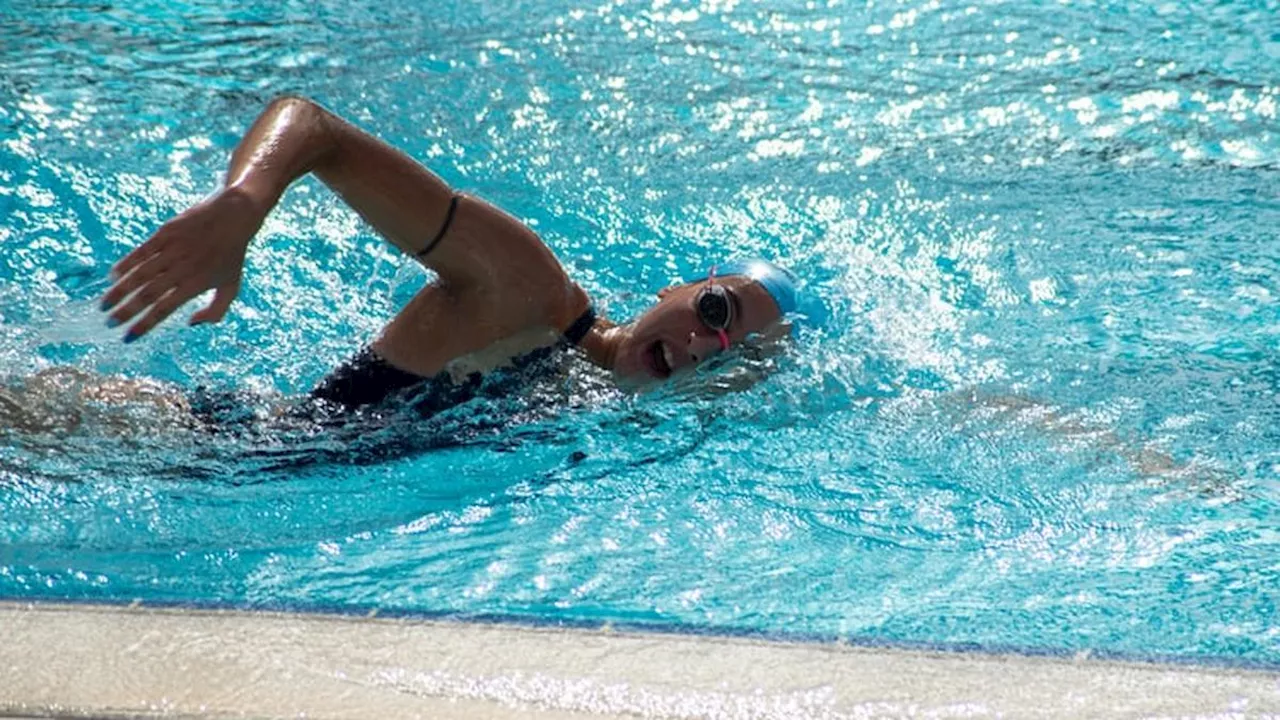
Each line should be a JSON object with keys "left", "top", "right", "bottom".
{"left": 101, "top": 186, "right": 267, "bottom": 342}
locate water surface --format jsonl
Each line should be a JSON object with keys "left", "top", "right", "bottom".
{"left": 1, "top": 0, "right": 1277, "bottom": 666}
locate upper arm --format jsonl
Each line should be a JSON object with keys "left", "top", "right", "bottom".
{"left": 309, "top": 103, "right": 571, "bottom": 309}
{"left": 435, "top": 193, "right": 582, "bottom": 324}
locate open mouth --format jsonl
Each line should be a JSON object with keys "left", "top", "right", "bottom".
{"left": 645, "top": 339, "right": 675, "bottom": 379}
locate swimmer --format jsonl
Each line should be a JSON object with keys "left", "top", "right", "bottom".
{"left": 97, "top": 96, "right": 818, "bottom": 418}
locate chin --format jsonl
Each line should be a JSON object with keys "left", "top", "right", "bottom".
{"left": 611, "top": 361, "right": 656, "bottom": 389}
{"left": 611, "top": 355, "right": 664, "bottom": 390}
{"left": 610, "top": 327, "right": 677, "bottom": 387}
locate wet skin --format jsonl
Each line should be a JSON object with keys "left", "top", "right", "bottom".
{"left": 608, "top": 276, "right": 785, "bottom": 384}
{"left": 98, "top": 95, "right": 784, "bottom": 392}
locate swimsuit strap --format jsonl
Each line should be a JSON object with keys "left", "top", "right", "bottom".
{"left": 561, "top": 305, "right": 597, "bottom": 346}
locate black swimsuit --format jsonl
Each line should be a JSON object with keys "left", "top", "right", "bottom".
{"left": 307, "top": 305, "right": 597, "bottom": 416}
{"left": 307, "top": 191, "right": 597, "bottom": 415}
{"left": 193, "top": 193, "right": 597, "bottom": 427}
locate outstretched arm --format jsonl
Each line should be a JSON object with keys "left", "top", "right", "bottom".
{"left": 101, "top": 96, "right": 578, "bottom": 345}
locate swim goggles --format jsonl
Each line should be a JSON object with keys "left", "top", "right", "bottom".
{"left": 694, "top": 266, "right": 734, "bottom": 352}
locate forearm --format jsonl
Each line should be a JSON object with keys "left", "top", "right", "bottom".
{"left": 227, "top": 96, "right": 455, "bottom": 259}
{"left": 224, "top": 96, "right": 337, "bottom": 214}
{"left": 101, "top": 97, "right": 462, "bottom": 339}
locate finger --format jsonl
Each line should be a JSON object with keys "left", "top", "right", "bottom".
{"left": 101, "top": 253, "right": 173, "bottom": 312}
{"left": 109, "top": 245, "right": 152, "bottom": 283}
{"left": 123, "top": 282, "right": 204, "bottom": 343}
{"left": 107, "top": 243, "right": 152, "bottom": 283}
{"left": 188, "top": 282, "right": 239, "bottom": 326}
{"left": 107, "top": 231, "right": 169, "bottom": 283}
{"left": 106, "top": 268, "right": 180, "bottom": 328}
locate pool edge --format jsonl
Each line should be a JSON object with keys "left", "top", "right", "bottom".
{"left": 2, "top": 600, "right": 1278, "bottom": 719}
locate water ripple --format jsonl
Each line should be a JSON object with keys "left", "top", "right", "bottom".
{"left": 1, "top": 0, "right": 1277, "bottom": 665}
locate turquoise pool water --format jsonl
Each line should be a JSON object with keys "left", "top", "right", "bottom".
{"left": 1, "top": 0, "right": 1277, "bottom": 667}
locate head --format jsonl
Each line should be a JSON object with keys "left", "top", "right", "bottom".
{"left": 610, "top": 259, "right": 805, "bottom": 384}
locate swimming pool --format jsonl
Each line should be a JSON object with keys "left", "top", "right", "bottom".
{"left": 1, "top": 0, "right": 1277, "bottom": 671}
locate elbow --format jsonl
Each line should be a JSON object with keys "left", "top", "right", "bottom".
{"left": 265, "top": 95, "right": 341, "bottom": 169}
{"left": 264, "top": 95, "right": 331, "bottom": 132}
{"left": 266, "top": 93, "right": 319, "bottom": 113}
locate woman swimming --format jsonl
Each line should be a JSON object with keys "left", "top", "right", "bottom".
{"left": 97, "top": 96, "right": 810, "bottom": 417}
{"left": 14, "top": 96, "right": 1193, "bottom": 481}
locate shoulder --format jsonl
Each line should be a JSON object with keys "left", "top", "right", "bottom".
{"left": 440, "top": 193, "right": 590, "bottom": 332}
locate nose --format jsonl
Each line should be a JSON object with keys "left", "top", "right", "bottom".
{"left": 686, "top": 330, "right": 723, "bottom": 365}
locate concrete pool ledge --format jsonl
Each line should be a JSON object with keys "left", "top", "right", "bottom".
{"left": 1, "top": 602, "right": 1277, "bottom": 719}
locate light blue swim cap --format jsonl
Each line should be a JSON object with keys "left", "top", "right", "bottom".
{"left": 703, "top": 258, "right": 826, "bottom": 334}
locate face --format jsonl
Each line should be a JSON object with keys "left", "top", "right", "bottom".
{"left": 612, "top": 274, "right": 785, "bottom": 383}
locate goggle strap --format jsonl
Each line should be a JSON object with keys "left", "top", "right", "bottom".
{"left": 707, "top": 265, "right": 729, "bottom": 349}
